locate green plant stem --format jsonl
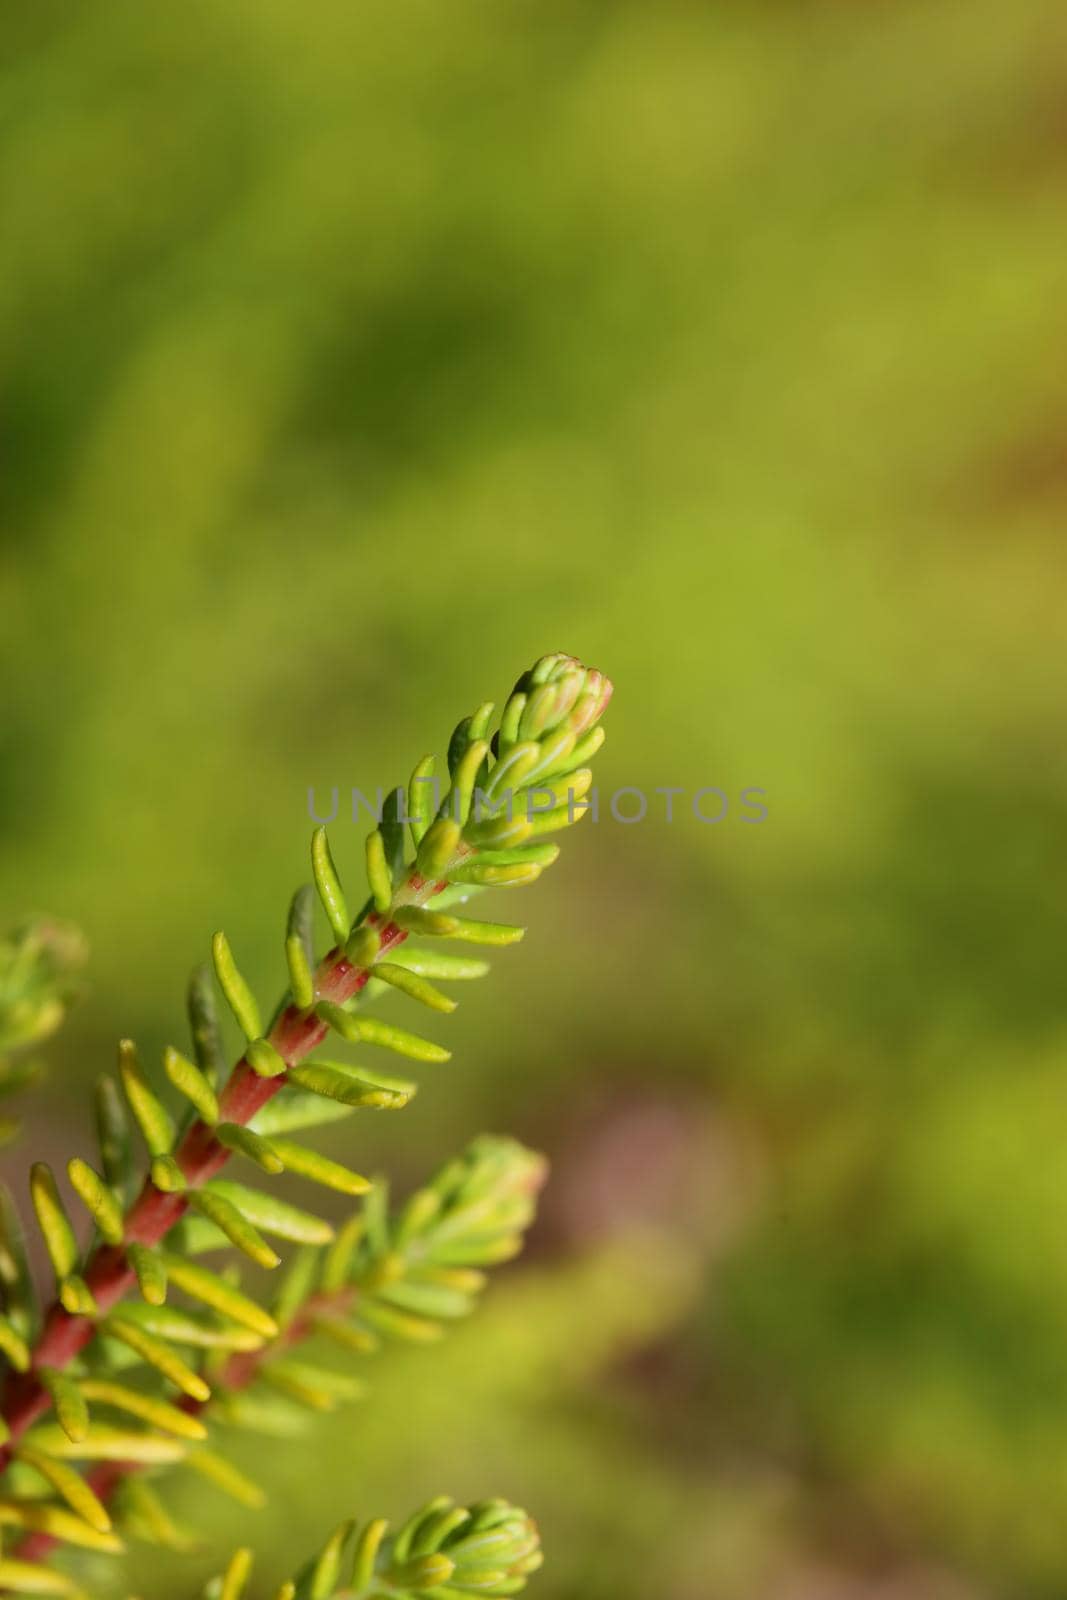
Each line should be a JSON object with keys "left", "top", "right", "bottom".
{"left": 0, "top": 861, "right": 462, "bottom": 1472}
{"left": 12, "top": 1285, "right": 361, "bottom": 1565}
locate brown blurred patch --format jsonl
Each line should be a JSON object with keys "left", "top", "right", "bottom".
{"left": 772, "top": 1562, "right": 983, "bottom": 1600}
{"left": 533, "top": 1083, "right": 761, "bottom": 1254}
{"left": 973, "top": 411, "right": 1067, "bottom": 513}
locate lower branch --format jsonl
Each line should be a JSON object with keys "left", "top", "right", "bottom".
{"left": 0, "top": 899, "right": 425, "bottom": 1469}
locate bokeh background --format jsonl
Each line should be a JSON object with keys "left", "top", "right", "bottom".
{"left": 3, "top": 1, "right": 1066, "bottom": 1594}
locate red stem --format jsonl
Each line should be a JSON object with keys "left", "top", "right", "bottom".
{"left": 13, "top": 1287, "right": 359, "bottom": 1565}
{"left": 15, "top": 1462, "right": 127, "bottom": 1564}
{"left": 204, "top": 1285, "right": 358, "bottom": 1396}
{"left": 0, "top": 894, "right": 428, "bottom": 1473}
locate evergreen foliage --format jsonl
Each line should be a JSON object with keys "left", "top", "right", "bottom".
{"left": 0, "top": 655, "right": 611, "bottom": 1596}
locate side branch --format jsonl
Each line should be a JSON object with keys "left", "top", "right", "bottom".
{"left": 0, "top": 905, "right": 425, "bottom": 1466}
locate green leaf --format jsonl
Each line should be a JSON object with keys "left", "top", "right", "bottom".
{"left": 439, "top": 917, "right": 525, "bottom": 947}
{"left": 472, "top": 842, "right": 560, "bottom": 867}
{"left": 388, "top": 1552, "right": 454, "bottom": 1589}
{"left": 447, "top": 736, "right": 491, "bottom": 826}
{"left": 308, "top": 1520, "right": 353, "bottom": 1600}
{"left": 311, "top": 827, "right": 350, "bottom": 944}
{"left": 0, "top": 1314, "right": 31, "bottom": 1372}
{"left": 0, "top": 1185, "right": 36, "bottom": 1338}
{"left": 118, "top": 1476, "right": 196, "bottom": 1552}
{"left": 167, "top": 1214, "right": 232, "bottom": 1256}
{"left": 285, "top": 885, "right": 317, "bottom": 1011}
{"left": 350, "top": 1016, "right": 450, "bottom": 1063}
{"left": 127, "top": 1243, "right": 167, "bottom": 1306}
{"left": 117, "top": 1039, "right": 175, "bottom": 1157}
{"left": 247, "top": 1038, "right": 287, "bottom": 1078}
{"left": 373, "top": 1280, "right": 473, "bottom": 1320}
{"left": 150, "top": 1154, "right": 187, "bottom": 1193}
{"left": 203, "top": 1494, "right": 543, "bottom": 1600}
{"left": 520, "top": 680, "right": 567, "bottom": 740}
{"left": 66, "top": 1158, "right": 124, "bottom": 1245}
{"left": 391, "top": 1187, "right": 442, "bottom": 1248}
{"left": 379, "top": 786, "right": 408, "bottom": 886}
{"left": 16, "top": 1443, "right": 112, "bottom": 1533}
{"left": 189, "top": 1190, "right": 280, "bottom": 1270}
{"left": 463, "top": 810, "right": 535, "bottom": 848}
{"left": 216, "top": 1122, "right": 285, "bottom": 1174}
{"left": 29, "top": 1164, "right": 78, "bottom": 1282}
{"left": 204, "top": 1181, "right": 334, "bottom": 1246}
{"left": 270, "top": 1244, "right": 319, "bottom": 1333}
{"left": 418, "top": 1265, "right": 487, "bottom": 1293}
{"left": 261, "top": 1361, "right": 364, "bottom": 1411}
{"left": 185, "top": 1449, "right": 265, "bottom": 1509}
{"left": 391, "top": 906, "right": 459, "bottom": 938}
{"left": 77, "top": 1378, "right": 208, "bottom": 1440}
{"left": 59, "top": 1276, "right": 98, "bottom": 1317}
{"left": 356, "top": 1301, "right": 444, "bottom": 1345}
{"left": 39, "top": 1368, "right": 89, "bottom": 1443}
{"left": 360, "top": 1180, "right": 390, "bottom": 1257}
{"left": 248, "top": 1088, "right": 356, "bottom": 1136}
{"left": 0, "top": 1499, "right": 122, "bottom": 1555}
{"left": 446, "top": 860, "right": 542, "bottom": 888}
{"left": 26, "top": 1421, "right": 188, "bottom": 1466}
{"left": 364, "top": 829, "right": 392, "bottom": 914}
{"left": 287, "top": 883, "right": 315, "bottom": 964}
{"left": 312, "top": 1314, "right": 378, "bottom": 1355}
{"left": 344, "top": 925, "right": 381, "bottom": 969}
{"left": 93, "top": 1075, "right": 134, "bottom": 1206}
{"left": 211, "top": 932, "right": 262, "bottom": 1043}
{"left": 408, "top": 1503, "right": 471, "bottom": 1556}
{"left": 103, "top": 1317, "right": 211, "bottom": 1402}
{"left": 525, "top": 799, "right": 588, "bottom": 838}
{"left": 219, "top": 1547, "right": 253, "bottom": 1600}
{"left": 187, "top": 963, "right": 226, "bottom": 1086}
{"left": 158, "top": 1254, "right": 278, "bottom": 1340}
{"left": 0, "top": 1555, "right": 89, "bottom": 1593}
{"left": 390, "top": 1496, "right": 449, "bottom": 1564}
{"left": 285, "top": 935, "right": 315, "bottom": 1012}
{"left": 286, "top": 1063, "right": 413, "bottom": 1111}
{"left": 415, "top": 817, "right": 462, "bottom": 880}
{"left": 372, "top": 963, "right": 456, "bottom": 1014}
{"left": 313, "top": 1000, "right": 360, "bottom": 1043}
{"left": 319, "top": 1060, "right": 417, "bottom": 1095}
{"left": 112, "top": 1301, "right": 263, "bottom": 1351}
{"left": 541, "top": 721, "right": 606, "bottom": 779}
{"left": 484, "top": 740, "right": 540, "bottom": 803}
{"left": 349, "top": 1518, "right": 388, "bottom": 1591}
{"left": 269, "top": 1140, "right": 371, "bottom": 1196}
{"left": 538, "top": 765, "right": 594, "bottom": 810}
{"left": 209, "top": 1388, "right": 311, "bottom": 1440}
{"left": 321, "top": 1213, "right": 364, "bottom": 1293}
{"left": 406, "top": 754, "right": 437, "bottom": 848}
{"left": 383, "top": 949, "right": 489, "bottom": 982}
{"left": 430, "top": 1234, "right": 524, "bottom": 1267}
{"left": 163, "top": 1046, "right": 219, "bottom": 1126}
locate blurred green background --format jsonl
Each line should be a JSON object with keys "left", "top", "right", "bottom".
{"left": 2, "top": 0, "right": 1066, "bottom": 1594}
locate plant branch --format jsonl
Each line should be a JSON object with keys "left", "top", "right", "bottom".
{"left": 10, "top": 1288, "right": 359, "bottom": 1566}
{"left": 0, "top": 877, "right": 448, "bottom": 1468}
{"left": 0, "top": 650, "right": 610, "bottom": 1588}
{"left": 14, "top": 1126, "right": 546, "bottom": 1562}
